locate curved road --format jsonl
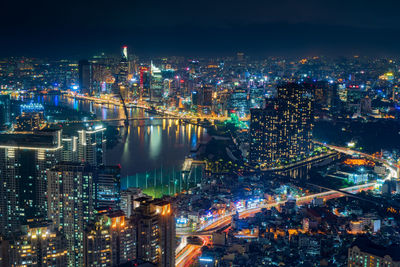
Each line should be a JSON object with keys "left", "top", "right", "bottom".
{"left": 175, "top": 143, "right": 398, "bottom": 266}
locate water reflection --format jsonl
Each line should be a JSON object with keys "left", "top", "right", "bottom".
{"left": 30, "top": 95, "right": 207, "bottom": 182}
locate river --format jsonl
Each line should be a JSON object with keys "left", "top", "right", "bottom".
{"left": 19, "top": 94, "right": 208, "bottom": 196}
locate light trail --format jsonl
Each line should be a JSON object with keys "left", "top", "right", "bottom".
{"left": 176, "top": 143, "right": 398, "bottom": 266}
{"left": 314, "top": 142, "right": 398, "bottom": 181}
{"left": 176, "top": 182, "right": 377, "bottom": 266}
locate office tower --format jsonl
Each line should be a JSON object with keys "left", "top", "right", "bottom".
{"left": 163, "top": 79, "right": 171, "bottom": 97}
{"left": 47, "top": 163, "right": 95, "bottom": 266}
{"left": 150, "top": 62, "right": 164, "bottom": 102}
{"left": 134, "top": 198, "right": 175, "bottom": 267}
{"left": 61, "top": 136, "right": 78, "bottom": 162}
{"left": 78, "top": 60, "right": 92, "bottom": 95}
{"left": 92, "top": 63, "right": 114, "bottom": 95}
{"left": 84, "top": 210, "right": 136, "bottom": 266}
{"left": 200, "top": 84, "right": 213, "bottom": 107}
{"left": 249, "top": 83, "right": 314, "bottom": 166}
{"left": 198, "top": 84, "right": 213, "bottom": 114}
{"left": 313, "top": 81, "right": 329, "bottom": 109}
{"left": 119, "top": 46, "right": 129, "bottom": 78}
{"left": 139, "top": 66, "right": 150, "bottom": 99}
{"left": 0, "top": 95, "right": 11, "bottom": 131}
{"left": 95, "top": 165, "right": 121, "bottom": 210}
{"left": 249, "top": 99, "right": 279, "bottom": 166}
{"left": 0, "top": 129, "right": 62, "bottom": 237}
{"left": 249, "top": 87, "right": 265, "bottom": 109}
{"left": 313, "top": 81, "right": 339, "bottom": 111}
{"left": 348, "top": 236, "right": 400, "bottom": 267}
{"left": 191, "top": 90, "right": 199, "bottom": 107}
{"left": 113, "top": 46, "right": 130, "bottom": 98}
{"left": 1, "top": 219, "right": 68, "bottom": 267}
{"left": 120, "top": 188, "right": 144, "bottom": 217}
{"left": 228, "top": 88, "right": 249, "bottom": 117}
{"left": 78, "top": 125, "right": 106, "bottom": 166}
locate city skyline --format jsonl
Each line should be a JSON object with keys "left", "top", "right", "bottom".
{"left": 2, "top": 1, "right": 400, "bottom": 265}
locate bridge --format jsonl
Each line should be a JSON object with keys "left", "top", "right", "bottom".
{"left": 314, "top": 141, "right": 398, "bottom": 181}
{"left": 63, "top": 93, "right": 241, "bottom": 124}
{"left": 256, "top": 151, "right": 342, "bottom": 179}
{"left": 177, "top": 182, "right": 376, "bottom": 236}
{"left": 52, "top": 116, "right": 182, "bottom": 124}
{"left": 118, "top": 92, "right": 129, "bottom": 127}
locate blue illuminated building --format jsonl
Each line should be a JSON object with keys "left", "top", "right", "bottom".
{"left": 228, "top": 88, "right": 249, "bottom": 117}
{"left": 95, "top": 165, "right": 121, "bottom": 210}
{"left": 20, "top": 102, "right": 44, "bottom": 113}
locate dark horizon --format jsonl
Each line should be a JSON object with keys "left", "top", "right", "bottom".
{"left": 2, "top": 0, "right": 400, "bottom": 58}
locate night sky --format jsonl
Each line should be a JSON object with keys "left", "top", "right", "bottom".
{"left": 2, "top": 0, "right": 400, "bottom": 58}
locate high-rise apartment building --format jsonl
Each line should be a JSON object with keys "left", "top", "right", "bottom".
{"left": 133, "top": 198, "right": 175, "bottom": 267}
{"left": 120, "top": 188, "right": 144, "bottom": 218}
{"left": 1, "top": 219, "right": 68, "bottom": 267}
{"left": 348, "top": 237, "right": 400, "bottom": 267}
{"left": 15, "top": 112, "right": 45, "bottom": 131}
{"left": 0, "top": 129, "right": 62, "bottom": 237}
{"left": 77, "top": 125, "right": 106, "bottom": 166}
{"left": 249, "top": 99, "right": 279, "bottom": 165}
{"left": 47, "top": 162, "right": 95, "bottom": 266}
{"left": 83, "top": 210, "right": 136, "bottom": 266}
{"left": 249, "top": 83, "right": 314, "bottom": 167}
{"left": 61, "top": 136, "right": 78, "bottom": 162}
{"left": 277, "top": 83, "right": 314, "bottom": 162}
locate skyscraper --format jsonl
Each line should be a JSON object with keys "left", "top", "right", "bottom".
{"left": 95, "top": 165, "right": 121, "bottom": 210}
{"left": 0, "top": 129, "right": 62, "bottom": 237}
{"left": 78, "top": 60, "right": 92, "bottom": 95}
{"left": 113, "top": 46, "right": 130, "bottom": 98}
{"left": 119, "top": 46, "right": 129, "bottom": 81}
{"left": 249, "top": 99, "right": 279, "bottom": 166}
{"left": 150, "top": 62, "right": 164, "bottom": 102}
{"left": 120, "top": 187, "right": 144, "bottom": 218}
{"left": 1, "top": 218, "right": 68, "bottom": 267}
{"left": 61, "top": 136, "right": 78, "bottom": 162}
{"left": 83, "top": 210, "right": 136, "bottom": 266}
{"left": 0, "top": 95, "right": 11, "bottom": 131}
{"left": 139, "top": 66, "right": 150, "bottom": 99}
{"left": 228, "top": 88, "right": 249, "bottom": 117}
{"left": 47, "top": 162, "right": 95, "bottom": 266}
{"left": 277, "top": 83, "right": 314, "bottom": 163}
{"left": 133, "top": 198, "right": 175, "bottom": 267}
{"left": 198, "top": 84, "right": 213, "bottom": 114}
{"left": 77, "top": 125, "right": 106, "bottom": 166}
{"left": 249, "top": 83, "right": 314, "bottom": 167}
